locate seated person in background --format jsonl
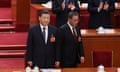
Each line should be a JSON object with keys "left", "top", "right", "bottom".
{"left": 52, "top": 0, "right": 80, "bottom": 27}
{"left": 88, "top": 0, "right": 115, "bottom": 29}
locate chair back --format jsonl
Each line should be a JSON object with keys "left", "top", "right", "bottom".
{"left": 92, "top": 50, "right": 113, "bottom": 67}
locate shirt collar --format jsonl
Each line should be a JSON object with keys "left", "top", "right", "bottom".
{"left": 67, "top": 22, "right": 75, "bottom": 30}
{"left": 40, "top": 24, "right": 48, "bottom": 31}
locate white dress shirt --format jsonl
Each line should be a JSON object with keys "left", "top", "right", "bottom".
{"left": 67, "top": 22, "right": 77, "bottom": 36}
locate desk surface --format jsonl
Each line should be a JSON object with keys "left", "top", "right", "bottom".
{"left": 80, "top": 29, "right": 120, "bottom": 67}
{"left": 81, "top": 29, "right": 120, "bottom": 37}
{"left": 62, "top": 67, "right": 117, "bottom": 72}
{"left": 0, "top": 67, "right": 117, "bottom": 72}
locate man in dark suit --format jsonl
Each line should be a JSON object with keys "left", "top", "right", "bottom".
{"left": 25, "top": 10, "right": 57, "bottom": 68}
{"left": 55, "top": 11, "right": 85, "bottom": 68}
{"left": 88, "top": 0, "right": 115, "bottom": 29}
{"left": 52, "top": 0, "right": 80, "bottom": 27}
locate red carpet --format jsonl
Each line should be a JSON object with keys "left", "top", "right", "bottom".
{"left": 0, "top": 51, "right": 25, "bottom": 58}
{"left": 0, "top": 32, "right": 27, "bottom": 50}
{"left": 0, "top": 32, "right": 27, "bottom": 45}
{"left": 0, "top": 32, "right": 27, "bottom": 69}
{"left": 0, "top": 0, "right": 26, "bottom": 68}
{"left": 0, "top": 59, "right": 24, "bottom": 69}
{"left": 0, "top": 8, "right": 12, "bottom": 19}
{"left": 0, "top": 8, "right": 16, "bottom": 32}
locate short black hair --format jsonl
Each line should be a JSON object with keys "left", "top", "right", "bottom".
{"left": 38, "top": 10, "right": 50, "bottom": 16}
{"left": 68, "top": 11, "right": 80, "bottom": 19}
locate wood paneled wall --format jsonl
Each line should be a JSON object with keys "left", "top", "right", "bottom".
{"left": 12, "top": 0, "right": 30, "bottom": 31}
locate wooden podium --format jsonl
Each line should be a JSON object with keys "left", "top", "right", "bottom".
{"left": 80, "top": 29, "right": 120, "bottom": 67}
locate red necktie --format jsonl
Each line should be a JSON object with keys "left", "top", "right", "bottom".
{"left": 72, "top": 27, "right": 77, "bottom": 40}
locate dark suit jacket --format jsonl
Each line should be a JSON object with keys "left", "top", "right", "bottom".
{"left": 79, "top": 0, "right": 88, "bottom": 3}
{"left": 52, "top": 0, "right": 80, "bottom": 27}
{"left": 26, "top": 24, "right": 57, "bottom": 68}
{"left": 55, "top": 24, "right": 84, "bottom": 67}
{"left": 31, "top": 0, "right": 50, "bottom": 4}
{"left": 88, "top": 0, "right": 115, "bottom": 29}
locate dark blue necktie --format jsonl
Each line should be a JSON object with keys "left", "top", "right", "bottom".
{"left": 42, "top": 27, "right": 46, "bottom": 41}
{"left": 65, "top": 0, "right": 69, "bottom": 8}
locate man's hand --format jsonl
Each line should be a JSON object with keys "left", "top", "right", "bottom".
{"left": 98, "top": 2, "right": 104, "bottom": 12}
{"left": 27, "top": 61, "right": 32, "bottom": 67}
{"left": 62, "top": 0, "right": 65, "bottom": 10}
{"left": 80, "top": 57, "right": 85, "bottom": 64}
{"left": 103, "top": 2, "right": 109, "bottom": 11}
{"left": 55, "top": 61, "right": 60, "bottom": 68}
{"left": 68, "top": 3, "right": 75, "bottom": 10}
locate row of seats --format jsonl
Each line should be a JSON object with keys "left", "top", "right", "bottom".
{"left": 77, "top": 50, "right": 113, "bottom": 67}
{"left": 92, "top": 50, "right": 113, "bottom": 67}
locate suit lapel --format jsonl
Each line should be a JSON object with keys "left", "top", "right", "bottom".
{"left": 66, "top": 24, "right": 75, "bottom": 40}
{"left": 75, "top": 27, "right": 80, "bottom": 37}
{"left": 37, "top": 25, "right": 46, "bottom": 44}
{"left": 47, "top": 25, "right": 52, "bottom": 44}
{"left": 66, "top": 24, "right": 79, "bottom": 41}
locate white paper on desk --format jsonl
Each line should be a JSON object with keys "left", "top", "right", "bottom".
{"left": 104, "top": 29, "right": 115, "bottom": 33}
{"left": 41, "top": 69, "right": 61, "bottom": 72}
{"left": 115, "top": 3, "right": 118, "bottom": 8}
{"left": 96, "top": 26, "right": 105, "bottom": 34}
{"left": 41, "top": 1, "right": 52, "bottom": 8}
{"left": 80, "top": 29, "right": 87, "bottom": 34}
{"left": 117, "top": 68, "right": 120, "bottom": 72}
{"left": 97, "top": 71, "right": 105, "bottom": 72}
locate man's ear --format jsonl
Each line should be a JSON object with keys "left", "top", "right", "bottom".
{"left": 38, "top": 16, "right": 41, "bottom": 21}
{"left": 68, "top": 18, "right": 71, "bottom": 21}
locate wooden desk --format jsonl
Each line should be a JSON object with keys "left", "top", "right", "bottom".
{"left": 0, "top": 67, "right": 117, "bottom": 72}
{"left": 62, "top": 67, "right": 117, "bottom": 72}
{"left": 80, "top": 29, "right": 120, "bottom": 67}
